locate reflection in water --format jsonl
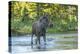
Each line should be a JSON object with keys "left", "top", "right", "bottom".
{"left": 31, "top": 37, "right": 54, "bottom": 50}
{"left": 11, "top": 33, "right": 78, "bottom": 54}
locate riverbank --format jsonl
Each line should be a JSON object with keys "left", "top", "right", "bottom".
{"left": 11, "top": 31, "right": 78, "bottom": 36}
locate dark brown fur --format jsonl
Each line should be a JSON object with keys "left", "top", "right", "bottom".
{"left": 31, "top": 14, "right": 53, "bottom": 48}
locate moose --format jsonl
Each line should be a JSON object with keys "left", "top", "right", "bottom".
{"left": 31, "top": 14, "right": 53, "bottom": 49}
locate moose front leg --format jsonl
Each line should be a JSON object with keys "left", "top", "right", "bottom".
{"left": 43, "top": 34, "right": 46, "bottom": 45}
{"left": 37, "top": 36, "right": 41, "bottom": 49}
{"left": 43, "top": 35, "right": 46, "bottom": 49}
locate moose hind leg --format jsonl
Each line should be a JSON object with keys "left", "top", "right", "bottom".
{"left": 35, "top": 38, "right": 37, "bottom": 45}
{"left": 31, "top": 34, "right": 33, "bottom": 48}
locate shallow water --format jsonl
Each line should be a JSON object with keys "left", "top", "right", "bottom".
{"left": 11, "top": 33, "right": 78, "bottom": 54}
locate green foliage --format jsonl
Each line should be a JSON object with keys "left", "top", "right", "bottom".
{"left": 10, "top": 1, "right": 78, "bottom": 35}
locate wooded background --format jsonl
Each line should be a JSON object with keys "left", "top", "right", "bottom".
{"left": 10, "top": 1, "right": 78, "bottom": 35}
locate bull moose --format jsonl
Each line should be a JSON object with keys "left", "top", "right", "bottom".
{"left": 31, "top": 14, "right": 53, "bottom": 49}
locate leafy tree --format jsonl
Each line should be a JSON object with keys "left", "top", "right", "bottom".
{"left": 10, "top": 1, "right": 78, "bottom": 35}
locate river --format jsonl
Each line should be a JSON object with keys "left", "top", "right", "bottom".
{"left": 10, "top": 33, "right": 78, "bottom": 54}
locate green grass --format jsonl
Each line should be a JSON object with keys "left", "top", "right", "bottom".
{"left": 54, "top": 40, "right": 78, "bottom": 49}
{"left": 11, "top": 23, "right": 77, "bottom": 36}
{"left": 54, "top": 45, "right": 78, "bottom": 49}
{"left": 63, "top": 36, "right": 77, "bottom": 38}
{"left": 56, "top": 41, "right": 77, "bottom": 44}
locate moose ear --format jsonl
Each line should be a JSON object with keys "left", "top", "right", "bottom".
{"left": 44, "top": 13, "right": 49, "bottom": 17}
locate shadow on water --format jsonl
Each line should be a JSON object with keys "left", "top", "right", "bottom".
{"left": 11, "top": 33, "right": 78, "bottom": 53}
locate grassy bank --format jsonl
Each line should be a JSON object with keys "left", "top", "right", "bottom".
{"left": 11, "top": 28, "right": 77, "bottom": 36}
